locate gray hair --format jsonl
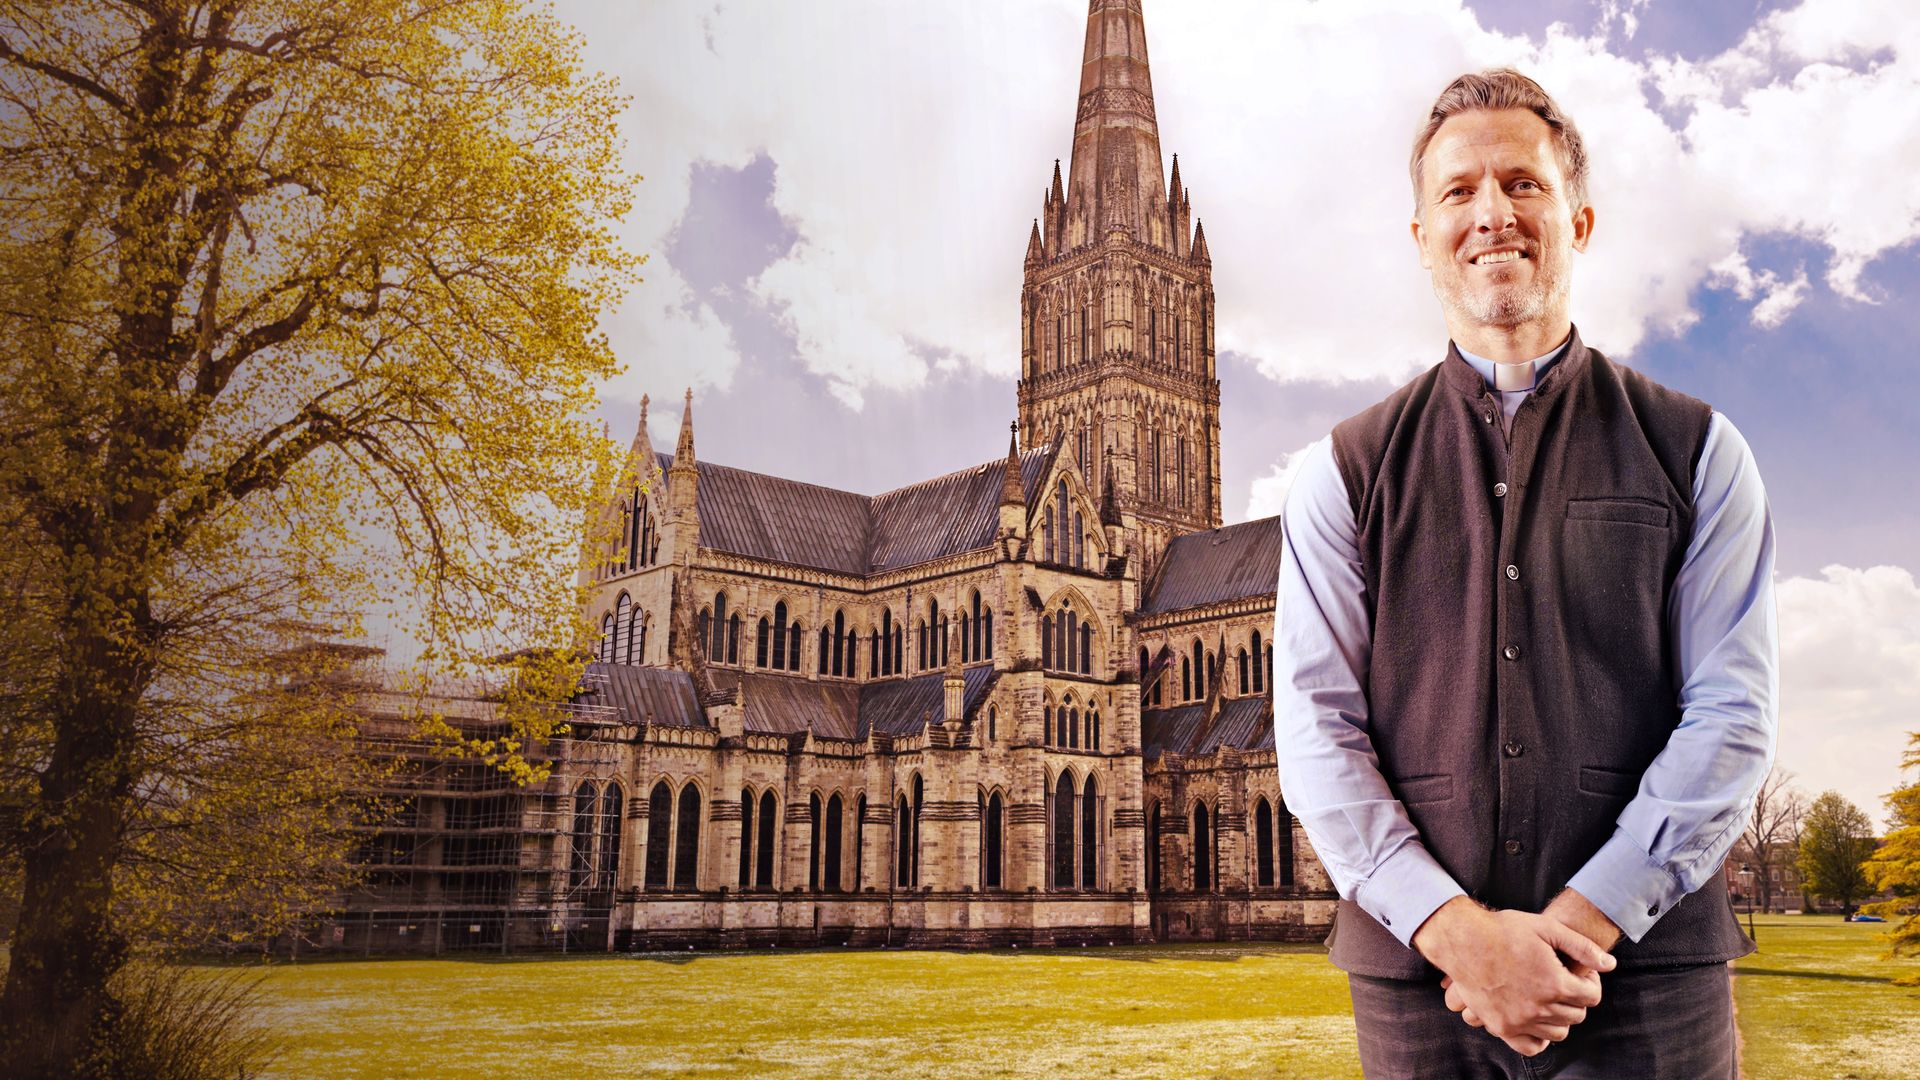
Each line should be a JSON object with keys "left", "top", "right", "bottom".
{"left": 1410, "top": 69, "right": 1589, "bottom": 214}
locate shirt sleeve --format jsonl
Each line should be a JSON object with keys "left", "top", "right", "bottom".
{"left": 1273, "top": 436, "right": 1466, "bottom": 947}
{"left": 1565, "top": 412, "right": 1779, "bottom": 942}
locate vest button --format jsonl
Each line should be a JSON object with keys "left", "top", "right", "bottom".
{"left": 1503, "top": 644, "right": 1521, "bottom": 661}
{"left": 1505, "top": 839, "right": 1523, "bottom": 855}
{"left": 1503, "top": 741, "right": 1523, "bottom": 757}
{"left": 1483, "top": 407, "right": 1495, "bottom": 424}
{"left": 1493, "top": 482, "right": 1508, "bottom": 497}
{"left": 1506, "top": 564, "right": 1520, "bottom": 580}
{"left": 1648, "top": 904, "right": 1660, "bottom": 917}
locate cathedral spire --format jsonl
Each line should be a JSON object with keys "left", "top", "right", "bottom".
{"left": 1025, "top": 219, "right": 1044, "bottom": 267}
{"left": 1100, "top": 449, "right": 1121, "bottom": 527}
{"left": 1065, "top": 0, "right": 1172, "bottom": 251}
{"left": 1190, "top": 219, "right": 1210, "bottom": 264}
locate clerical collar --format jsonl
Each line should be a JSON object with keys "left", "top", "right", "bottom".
{"left": 1456, "top": 333, "right": 1573, "bottom": 393}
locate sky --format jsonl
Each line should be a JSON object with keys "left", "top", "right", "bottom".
{"left": 559, "top": 0, "right": 1920, "bottom": 829}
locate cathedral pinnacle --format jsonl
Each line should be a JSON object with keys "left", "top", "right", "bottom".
{"left": 1191, "top": 219, "right": 1210, "bottom": 264}
{"left": 673, "top": 387, "right": 696, "bottom": 466}
{"left": 1100, "top": 448, "right": 1121, "bottom": 527}
{"left": 1000, "top": 422, "right": 1024, "bottom": 506}
{"left": 639, "top": 393, "right": 649, "bottom": 437}
{"left": 1025, "top": 219, "right": 1044, "bottom": 267}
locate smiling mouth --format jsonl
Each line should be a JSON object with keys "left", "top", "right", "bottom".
{"left": 1470, "top": 249, "right": 1528, "bottom": 266}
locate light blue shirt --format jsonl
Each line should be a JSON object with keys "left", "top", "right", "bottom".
{"left": 1272, "top": 341, "right": 1778, "bottom": 948}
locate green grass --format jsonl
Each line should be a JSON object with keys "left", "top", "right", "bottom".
{"left": 236, "top": 917, "right": 1920, "bottom": 1078}
{"left": 245, "top": 942, "right": 1360, "bottom": 1079}
{"left": 1734, "top": 914, "right": 1920, "bottom": 1080}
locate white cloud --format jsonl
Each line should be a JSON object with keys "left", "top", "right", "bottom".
{"left": 1708, "top": 251, "right": 1811, "bottom": 328}
{"left": 564, "top": 0, "right": 1919, "bottom": 400}
{"left": 1775, "top": 564, "right": 1920, "bottom": 830}
{"left": 1244, "top": 440, "right": 1323, "bottom": 521}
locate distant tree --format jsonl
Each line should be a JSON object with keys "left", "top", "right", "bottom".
{"left": 1862, "top": 734, "right": 1920, "bottom": 961}
{"left": 1743, "top": 767, "right": 1807, "bottom": 914}
{"left": 0, "top": 0, "right": 634, "bottom": 1074}
{"left": 1798, "top": 791, "right": 1877, "bottom": 919}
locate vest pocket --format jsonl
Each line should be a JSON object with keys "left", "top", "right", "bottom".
{"left": 1577, "top": 765, "right": 1642, "bottom": 798}
{"left": 1394, "top": 773, "right": 1454, "bottom": 805}
{"left": 1565, "top": 497, "right": 1669, "bottom": 528}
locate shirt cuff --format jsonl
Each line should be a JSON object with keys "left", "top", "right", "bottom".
{"left": 1565, "top": 827, "right": 1690, "bottom": 943}
{"left": 1352, "top": 841, "right": 1466, "bottom": 949}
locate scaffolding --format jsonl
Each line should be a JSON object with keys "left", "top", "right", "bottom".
{"left": 316, "top": 673, "right": 633, "bottom": 955}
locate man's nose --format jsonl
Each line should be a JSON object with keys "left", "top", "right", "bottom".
{"left": 1473, "top": 184, "right": 1516, "bottom": 233}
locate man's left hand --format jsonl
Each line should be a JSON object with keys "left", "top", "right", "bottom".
{"left": 1447, "top": 889, "right": 1624, "bottom": 1033}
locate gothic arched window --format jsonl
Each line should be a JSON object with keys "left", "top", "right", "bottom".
{"left": 1081, "top": 775, "right": 1099, "bottom": 889}
{"left": 644, "top": 781, "right": 672, "bottom": 889}
{"left": 755, "top": 617, "right": 771, "bottom": 668}
{"left": 772, "top": 601, "right": 789, "bottom": 671}
{"left": 1255, "top": 797, "right": 1275, "bottom": 888}
{"left": 1192, "top": 801, "right": 1211, "bottom": 892}
{"left": 1251, "top": 630, "right": 1265, "bottom": 693}
{"left": 1280, "top": 809, "right": 1296, "bottom": 888}
{"left": 738, "top": 789, "right": 754, "bottom": 889}
{"left": 808, "top": 793, "right": 822, "bottom": 891}
{"left": 613, "top": 594, "right": 631, "bottom": 663}
{"left": 756, "top": 790, "right": 777, "bottom": 888}
{"left": 1053, "top": 772, "right": 1076, "bottom": 890}
{"left": 673, "top": 784, "right": 702, "bottom": 888}
{"left": 1238, "top": 647, "right": 1250, "bottom": 695}
{"left": 824, "top": 793, "right": 844, "bottom": 892}
{"left": 1147, "top": 802, "right": 1162, "bottom": 894}
{"left": 984, "top": 792, "right": 1004, "bottom": 889}
{"left": 569, "top": 781, "right": 597, "bottom": 891}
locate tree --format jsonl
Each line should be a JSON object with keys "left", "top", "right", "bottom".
{"left": 1862, "top": 734, "right": 1920, "bottom": 961}
{"left": 1743, "top": 766, "right": 1807, "bottom": 914}
{"left": 1797, "top": 791, "right": 1877, "bottom": 919}
{"left": 0, "top": 1, "right": 635, "bottom": 1073}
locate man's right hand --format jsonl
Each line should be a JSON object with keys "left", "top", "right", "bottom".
{"left": 1411, "top": 896, "right": 1616, "bottom": 1056}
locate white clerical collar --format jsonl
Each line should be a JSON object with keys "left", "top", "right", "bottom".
{"left": 1457, "top": 333, "right": 1573, "bottom": 393}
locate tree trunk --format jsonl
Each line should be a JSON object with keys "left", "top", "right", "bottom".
{"left": 1, "top": 611, "right": 149, "bottom": 1076}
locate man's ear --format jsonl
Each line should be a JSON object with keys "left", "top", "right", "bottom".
{"left": 1411, "top": 215, "right": 1432, "bottom": 270}
{"left": 1571, "top": 204, "right": 1595, "bottom": 254}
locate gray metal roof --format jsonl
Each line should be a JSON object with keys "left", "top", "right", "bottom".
{"left": 1141, "top": 696, "right": 1273, "bottom": 760}
{"left": 579, "top": 664, "right": 706, "bottom": 729}
{"left": 855, "top": 665, "right": 999, "bottom": 738}
{"left": 1141, "top": 516, "right": 1285, "bottom": 614}
{"left": 658, "top": 448, "right": 1053, "bottom": 576}
{"left": 615, "top": 664, "right": 1002, "bottom": 741}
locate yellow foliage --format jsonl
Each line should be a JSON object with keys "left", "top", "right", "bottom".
{"left": 0, "top": 0, "right": 639, "bottom": 1065}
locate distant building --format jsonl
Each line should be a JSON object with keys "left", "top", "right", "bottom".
{"left": 325, "top": 0, "right": 1334, "bottom": 952}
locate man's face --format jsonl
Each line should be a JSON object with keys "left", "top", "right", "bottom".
{"left": 1411, "top": 108, "right": 1593, "bottom": 334}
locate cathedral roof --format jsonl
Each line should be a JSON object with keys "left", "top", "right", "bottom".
{"left": 1139, "top": 515, "right": 1285, "bottom": 614}
{"left": 1140, "top": 695, "right": 1274, "bottom": 761}
{"left": 705, "top": 665, "right": 999, "bottom": 740}
{"left": 579, "top": 663, "right": 707, "bottom": 729}
{"left": 657, "top": 447, "right": 1053, "bottom": 576}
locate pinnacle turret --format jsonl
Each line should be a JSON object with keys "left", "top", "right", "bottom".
{"left": 1100, "top": 449, "right": 1121, "bottom": 527}
{"left": 673, "top": 387, "right": 696, "bottom": 466}
{"left": 1026, "top": 219, "right": 1044, "bottom": 267}
{"left": 1191, "top": 219, "right": 1210, "bottom": 264}
{"left": 1000, "top": 423, "right": 1024, "bottom": 506}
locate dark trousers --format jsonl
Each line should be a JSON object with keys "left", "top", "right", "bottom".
{"left": 1347, "top": 962, "right": 1736, "bottom": 1079}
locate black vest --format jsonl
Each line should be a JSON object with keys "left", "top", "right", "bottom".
{"left": 1322, "top": 330, "right": 1753, "bottom": 979}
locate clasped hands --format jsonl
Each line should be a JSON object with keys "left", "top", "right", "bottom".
{"left": 1411, "top": 890, "right": 1622, "bottom": 1057}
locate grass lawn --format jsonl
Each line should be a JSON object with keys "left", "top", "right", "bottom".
{"left": 240, "top": 916, "right": 1918, "bottom": 1078}
{"left": 1733, "top": 914, "right": 1920, "bottom": 1080}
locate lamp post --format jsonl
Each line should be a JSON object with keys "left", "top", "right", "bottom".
{"left": 1738, "top": 863, "right": 1757, "bottom": 947}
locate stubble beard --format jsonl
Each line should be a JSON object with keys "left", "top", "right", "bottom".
{"left": 1436, "top": 241, "right": 1570, "bottom": 331}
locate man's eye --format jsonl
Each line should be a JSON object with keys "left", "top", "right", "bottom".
{"left": 1446, "top": 187, "right": 1470, "bottom": 199}
{"left": 1511, "top": 180, "right": 1539, "bottom": 192}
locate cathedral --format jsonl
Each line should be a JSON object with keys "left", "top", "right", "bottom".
{"left": 560, "top": 0, "right": 1338, "bottom": 949}
{"left": 338, "top": 0, "right": 1337, "bottom": 953}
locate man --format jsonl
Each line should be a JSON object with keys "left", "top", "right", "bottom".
{"left": 1273, "top": 70, "right": 1777, "bottom": 1078}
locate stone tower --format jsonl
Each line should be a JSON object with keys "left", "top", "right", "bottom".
{"left": 1017, "top": 0, "right": 1221, "bottom": 581}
